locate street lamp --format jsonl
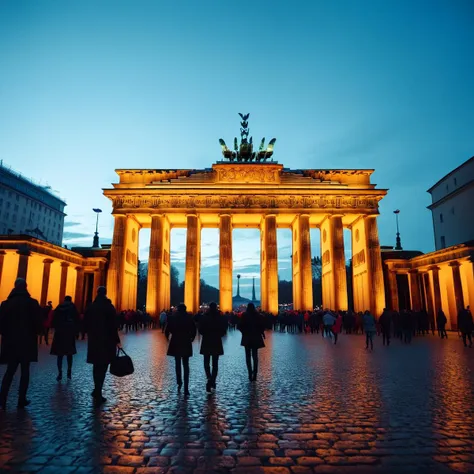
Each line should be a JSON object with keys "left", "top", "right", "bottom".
{"left": 92, "top": 208, "right": 102, "bottom": 248}
{"left": 393, "top": 209, "right": 402, "bottom": 250}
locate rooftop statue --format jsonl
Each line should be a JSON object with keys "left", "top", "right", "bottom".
{"left": 219, "top": 113, "right": 276, "bottom": 162}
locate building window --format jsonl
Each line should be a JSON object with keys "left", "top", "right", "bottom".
{"left": 441, "top": 236, "right": 446, "bottom": 248}
{"left": 12, "top": 214, "right": 16, "bottom": 223}
{"left": 440, "top": 213, "right": 443, "bottom": 223}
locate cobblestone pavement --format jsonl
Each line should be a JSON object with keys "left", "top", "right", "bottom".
{"left": 1, "top": 329, "right": 474, "bottom": 474}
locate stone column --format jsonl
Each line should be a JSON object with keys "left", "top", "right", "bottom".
{"left": 59, "top": 262, "right": 69, "bottom": 303}
{"left": 450, "top": 261, "right": 464, "bottom": 330}
{"left": 260, "top": 222, "right": 267, "bottom": 311}
{"left": 147, "top": 215, "right": 165, "bottom": 317}
{"left": 331, "top": 216, "right": 348, "bottom": 311}
{"left": 40, "top": 259, "right": 54, "bottom": 306}
{"left": 16, "top": 248, "right": 31, "bottom": 279}
{"left": 93, "top": 269, "right": 102, "bottom": 296}
{"left": 364, "top": 216, "right": 385, "bottom": 317}
{"left": 74, "top": 267, "right": 85, "bottom": 313}
{"left": 429, "top": 266, "right": 442, "bottom": 316}
{"left": 423, "top": 272, "right": 434, "bottom": 319}
{"left": 299, "top": 214, "right": 313, "bottom": 311}
{"left": 264, "top": 214, "right": 278, "bottom": 315}
{"left": 408, "top": 270, "right": 421, "bottom": 311}
{"left": 0, "top": 251, "right": 5, "bottom": 288}
{"left": 219, "top": 214, "right": 233, "bottom": 312}
{"left": 291, "top": 216, "right": 301, "bottom": 310}
{"left": 162, "top": 219, "right": 171, "bottom": 310}
{"left": 106, "top": 215, "right": 127, "bottom": 309}
{"left": 184, "top": 214, "right": 201, "bottom": 314}
{"left": 388, "top": 270, "right": 399, "bottom": 311}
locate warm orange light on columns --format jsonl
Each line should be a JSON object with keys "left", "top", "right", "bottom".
{"left": 163, "top": 218, "right": 171, "bottom": 310}
{"left": 260, "top": 224, "right": 267, "bottom": 311}
{"left": 423, "top": 272, "right": 434, "bottom": 318}
{"left": 74, "top": 266, "right": 85, "bottom": 312}
{"left": 147, "top": 214, "right": 166, "bottom": 317}
{"left": 40, "top": 259, "right": 53, "bottom": 306}
{"left": 59, "top": 262, "right": 69, "bottom": 303}
{"left": 106, "top": 215, "right": 127, "bottom": 309}
{"left": 16, "top": 249, "right": 30, "bottom": 279}
{"left": 93, "top": 270, "right": 102, "bottom": 296}
{"left": 184, "top": 214, "right": 201, "bottom": 313}
{"left": 364, "top": 216, "right": 385, "bottom": 317}
{"left": 331, "top": 216, "right": 348, "bottom": 311}
{"left": 388, "top": 271, "right": 399, "bottom": 311}
{"left": 299, "top": 214, "right": 313, "bottom": 311}
{"left": 263, "top": 214, "right": 278, "bottom": 315}
{"left": 219, "top": 214, "right": 233, "bottom": 312}
{"left": 450, "top": 261, "right": 464, "bottom": 330}
{"left": 429, "top": 266, "right": 442, "bottom": 316}
{"left": 0, "top": 251, "right": 5, "bottom": 287}
{"left": 408, "top": 270, "right": 421, "bottom": 311}
{"left": 291, "top": 216, "right": 301, "bottom": 310}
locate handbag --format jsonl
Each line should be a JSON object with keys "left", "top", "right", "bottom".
{"left": 110, "top": 348, "right": 134, "bottom": 377}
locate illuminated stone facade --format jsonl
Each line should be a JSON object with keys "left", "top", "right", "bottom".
{"left": 0, "top": 235, "right": 107, "bottom": 313}
{"left": 382, "top": 243, "right": 474, "bottom": 330}
{"left": 103, "top": 162, "right": 387, "bottom": 316}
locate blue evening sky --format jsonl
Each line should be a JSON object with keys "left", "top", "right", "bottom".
{"left": 1, "top": 1, "right": 473, "bottom": 297}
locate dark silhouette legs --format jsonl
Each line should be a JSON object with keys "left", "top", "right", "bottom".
{"left": 0, "top": 361, "right": 31, "bottom": 408}
{"left": 365, "top": 332, "right": 374, "bottom": 350}
{"left": 57, "top": 355, "right": 73, "bottom": 380}
{"left": 382, "top": 331, "right": 390, "bottom": 346}
{"left": 92, "top": 363, "right": 108, "bottom": 403}
{"left": 462, "top": 332, "right": 473, "bottom": 347}
{"left": 175, "top": 356, "right": 190, "bottom": 395}
{"left": 203, "top": 354, "right": 219, "bottom": 392}
{"left": 245, "top": 347, "right": 258, "bottom": 381}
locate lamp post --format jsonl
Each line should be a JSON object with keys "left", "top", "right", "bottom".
{"left": 394, "top": 209, "right": 402, "bottom": 250}
{"left": 92, "top": 208, "right": 102, "bottom": 248}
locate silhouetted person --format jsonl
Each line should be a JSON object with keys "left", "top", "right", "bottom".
{"left": 84, "top": 286, "right": 121, "bottom": 405}
{"left": 165, "top": 303, "right": 196, "bottom": 396}
{"left": 238, "top": 303, "right": 266, "bottom": 381}
{"left": 436, "top": 309, "right": 448, "bottom": 339}
{"left": 458, "top": 306, "right": 473, "bottom": 348}
{"left": 51, "top": 295, "right": 80, "bottom": 381}
{"left": 379, "top": 308, "right": 392, "bottom": 346}
{"left": 198, "top": 302, "right": 227, "bottom": 393}
{"left": 401, "top": 310, "right": 413, "bottom": 344}
{"left": 362, "top": 310, "right": 376, "bottom": 350}
{"left": 39, "top": 301, "right": 53, "bottom": 345}
{"left": 332, "top": 313, "right": 342, "bottom": 345}
{"left": 0, "top": 278, "right": 42, "bottom": 410}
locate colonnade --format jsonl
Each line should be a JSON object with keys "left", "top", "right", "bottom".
{"left": 107, "top": 212, "right": 385, "bottom": 317}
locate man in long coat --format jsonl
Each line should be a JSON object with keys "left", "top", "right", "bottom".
{"left": 84, "top": 286, "right": 121, "bottom": 404}
{"left": 0, "top": 278, "right": 42, "bottom": 409}
{"left": 458, "top": 306, "right": 473, "bottom": 348}
{"left": 198, "top": 302, "right": 227, "bottom": 393}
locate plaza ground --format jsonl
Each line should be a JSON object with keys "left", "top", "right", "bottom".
{"left": 1, "top": 329, "right": 474, "bottom": 473}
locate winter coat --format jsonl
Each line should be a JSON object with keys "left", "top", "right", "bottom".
{"left": 84, "top": 295, "right": 120, "bottom": 365}
{"left": 198, "top": 308, "right": 227, "bottom": 356}
{"left": 50, "top": 301, "right": 80, "bottom": 356}
{"left": 458, "top": 309, "right": 473, "bottom": 333}
{"left": 0, "top": 288, "right": 42, "bottom": 364}
{"left": 239, "top": 310, "right": 266, "bottom": 349}
{"left": 332, "top": 315, "right": 343, "bottom": 334}
{"left": 165, "top": 309, "right": 196, "bottom": 358}
{"left": 436, "top": 310, "right": 447, "bottom": 328}
{"left": 362, "top": 313, "right": 376, "bottom": 333}
{"left": 379, "top": 310, "right": 392, "bottom": 332}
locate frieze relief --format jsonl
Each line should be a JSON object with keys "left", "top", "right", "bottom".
{"left": 214, "top": 166, "right": 280, "bottom": 184}
{"left": 111, "top": 194, "right": 380, "bottom": 211}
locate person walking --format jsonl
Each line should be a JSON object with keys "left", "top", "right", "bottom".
{"left": 165, "top": 303, "right": 196, "bottom": 396}
{"left": 84, "top": 286, "right": 121, "bottom": 405}
{"left": 51, "top": 295, "right": 80, "bottom": 381}
{"left": 379, "top": 308, "right": 393, "bottom": 346}
{"left": 39, "top": 301, "right": 53, "bottom": 345}
{"left": 458, "top": 306, "right": 473, "bottom": 348}
{"left": 332, "top": 312, "right": 342, "bottom": 345}
{"left": 322, "top": 309, "right": 336, "bottom": 339}
{"left": 362, "top": 310, "right": 376, "bottom": 351}
{"left": 238, "top": 303, "right": 266, "bottom": 381}
{"left": 0, "top": 278, "right": 42, "bottom": 410}
{"left": 436, "top": 309, "right": 448, "bottom": 339}
{"left": 198, "top": 302, "right": 227, "bottom": 393}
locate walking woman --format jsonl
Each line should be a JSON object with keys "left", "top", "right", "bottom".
{"left": 238, "top": 303, "right": 266, "bottom": 381}
{"left": 198, "top": 302, "right": 227, "bottom": 394}
{"left": 165, "top": 303, "right": 196, "bottom": 396}
{"left": 51, "top": 296, "right": 80, "bottom": 381}
{"left": 363, "top": 310, "right": 376, "bottom": 351}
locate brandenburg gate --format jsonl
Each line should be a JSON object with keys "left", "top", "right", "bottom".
{"left": 104, "top": 115, "right": 387, "bottom": 316}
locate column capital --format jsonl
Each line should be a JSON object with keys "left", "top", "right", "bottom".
{"left": 408, "top": 269, "right": 419, "bottom": 274}
{"left": 0, "top": 250, "right": 6, "bottom": 256}
{"left": 75, "top": 266, "right": 84, "bottom": 272}
{"left": 428, "top": 265, "right": 440, "bottom": 272}
{"left": 60, "top": 262, "right": 70, "bottom": 268}
{"left": 17, "top": 248, "right": 31, "bottom": 257}
{"left": 449, "top": 260, "right": 461, "bottom": 268}
{"left": 43, "top": 258, "right": 54, "bottom": 264}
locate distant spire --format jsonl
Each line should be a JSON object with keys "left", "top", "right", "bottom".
{"left": 252, "top": 277, "right": 256, "bottom": 301}
{"left": 237, "top": 274, "right": 241, "bottom": 297}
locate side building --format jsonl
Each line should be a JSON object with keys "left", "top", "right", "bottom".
{"left": 0, "top": 161, "right": 66, "bottom": 246}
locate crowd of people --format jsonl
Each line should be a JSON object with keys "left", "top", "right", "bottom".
{"left": 0, "top": 277, "right": 472, "bottom": 410}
